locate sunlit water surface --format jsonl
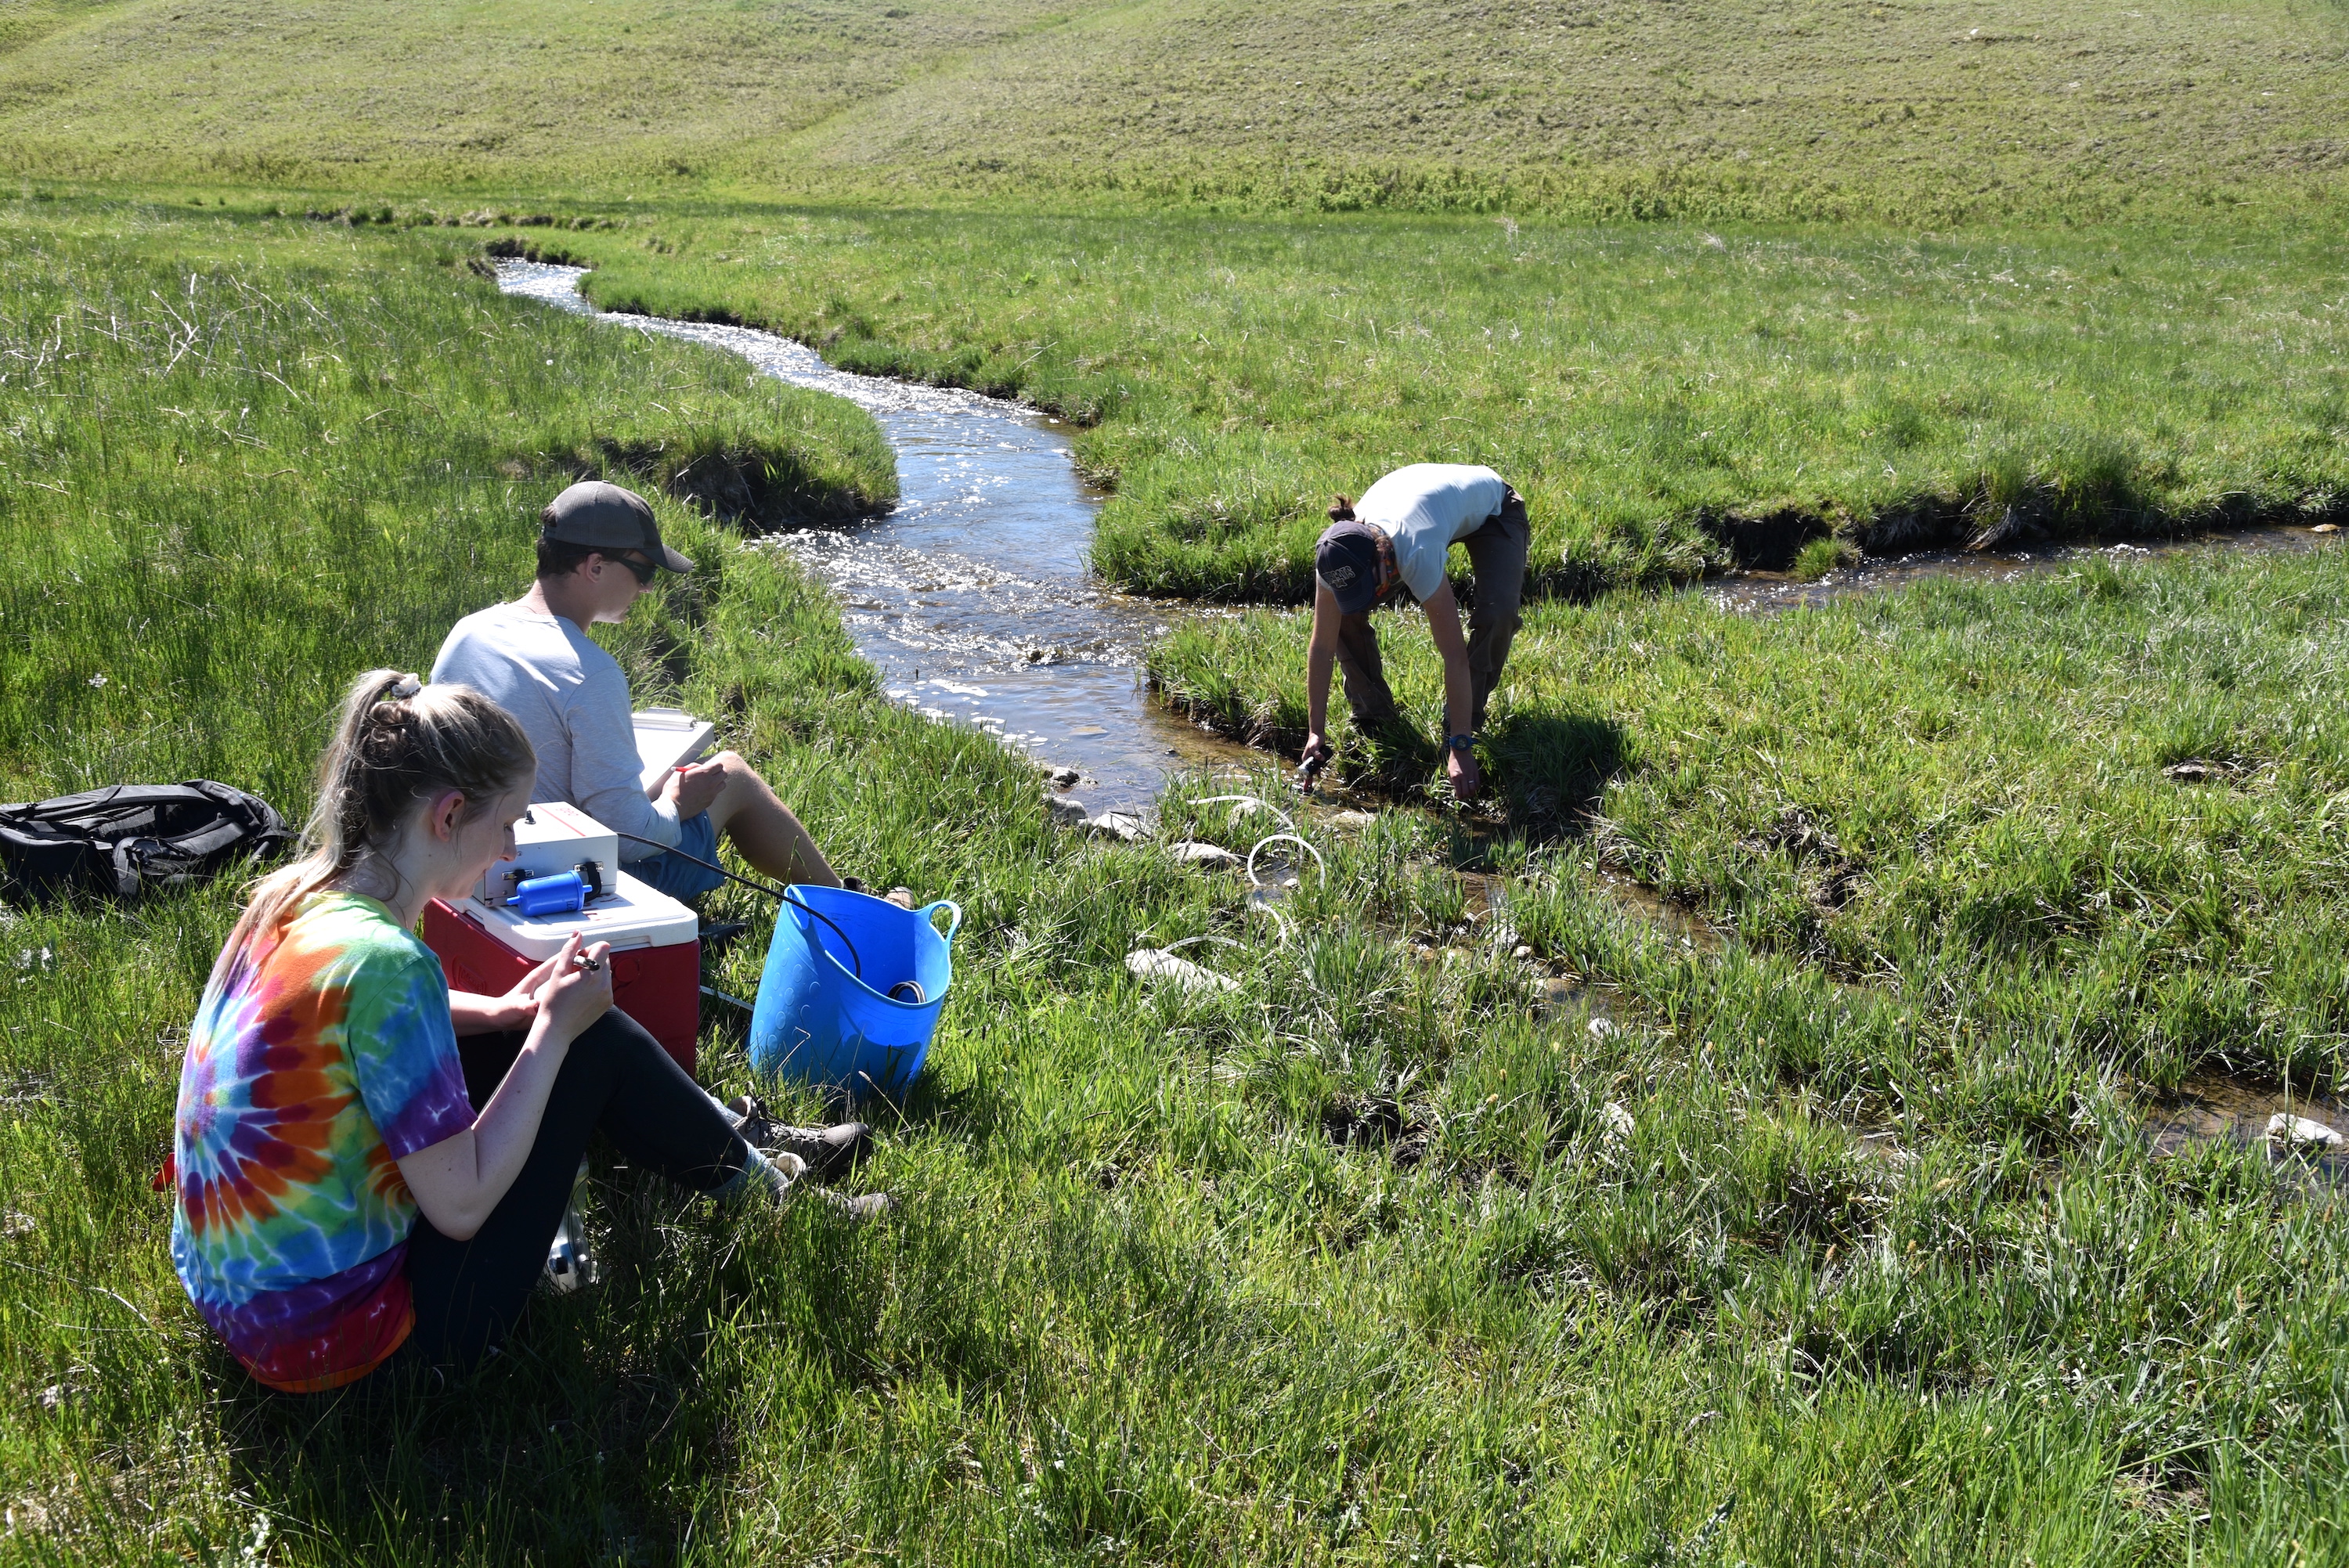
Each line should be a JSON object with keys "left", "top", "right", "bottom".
{"left": 497, "top": 260, "right": 1243, "bottom": 811}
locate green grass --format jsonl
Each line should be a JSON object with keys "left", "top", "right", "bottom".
{"left": 0, "top": 206, "right": 893, "bottom": 802}
{"left": 15, "top": 0, "right": 2349, "bottom": 616}
{"left": 0, "top": 0, "right": 1072, "bottom": 191}
{"left": 755, "top": 0, "right": 2349, "bottom": 225}
{"left": 2, "top": 0, "right": 2345, "bottom": 225}
{"left": 4, "top": 200, "right": 2349, "bottom": 1563}
{"left": 1146, "top": 541, "right": 2349, "bottom": 1093}
{"left": 485, "top": 203, "right": 2349, "bottom": 602}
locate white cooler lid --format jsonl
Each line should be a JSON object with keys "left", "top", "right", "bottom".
{"left": 456, "top": 870, "right": 699, "bottom": 958}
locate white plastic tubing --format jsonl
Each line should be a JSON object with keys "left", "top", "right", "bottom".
{"left": 1127, "top": 797, "right": 1330, "bottom": 992}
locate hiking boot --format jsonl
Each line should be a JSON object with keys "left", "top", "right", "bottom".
{"left": 727, "top": 1094, "right": 875, "bottom": 1181}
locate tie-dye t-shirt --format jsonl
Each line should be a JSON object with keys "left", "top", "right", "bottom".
{"left": 171, "top": 891, "right": 476, "bottom": 1392}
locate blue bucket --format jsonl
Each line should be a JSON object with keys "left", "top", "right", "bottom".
{"left": 747, "top": 885, "right": 961, "bottom": 1101}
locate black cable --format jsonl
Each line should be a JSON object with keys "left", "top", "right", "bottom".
{"left": 609, "top": 830, "right": 861, "bottom": 978}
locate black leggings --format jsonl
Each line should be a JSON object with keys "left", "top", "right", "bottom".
{"left": 389, "top": 1008, "right": 749, "bottom": 1372}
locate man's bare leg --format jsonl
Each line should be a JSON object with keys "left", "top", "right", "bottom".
{"left": 698, "top": 752, "right": 841, "bottom": 887}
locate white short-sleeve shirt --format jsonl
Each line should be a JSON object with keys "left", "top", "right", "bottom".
{"left": 1355, "top": 464, "right": 1509, "bottom": 602}
{"left": 430, "top": 601, "right": 681, "bottom": 859}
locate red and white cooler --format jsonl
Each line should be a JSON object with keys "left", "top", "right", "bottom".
{"left": 424, "top": 871, "right": 702, "bottom": 1072}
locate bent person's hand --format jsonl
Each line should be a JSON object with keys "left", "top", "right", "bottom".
{"left": 1301, "top": 734, "right": 1333, "bottom": 770}
{"left": 1445, "top": 748, "right": 1481, "bottom": 802}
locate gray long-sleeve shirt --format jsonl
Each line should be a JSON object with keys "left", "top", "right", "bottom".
{"left": 429, "top": 601, "right": 680, "bottom": 860}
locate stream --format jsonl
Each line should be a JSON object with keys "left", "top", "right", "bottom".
{"left": 499, "top": 259, "right": 2340, "bottom": 804}
{"left": 496, "top": 260, "right": 1244, "bottom": 813}
{"left": 1705, "top": 524, "right": 2332, "bottom": 614}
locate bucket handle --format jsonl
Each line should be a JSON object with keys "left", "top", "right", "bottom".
{"left": 919, "top": 900, "right": 962, "bottom": 946}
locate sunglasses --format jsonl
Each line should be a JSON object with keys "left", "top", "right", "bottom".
{"left": 603, "top": 550, "right": 658, "bottom": 586}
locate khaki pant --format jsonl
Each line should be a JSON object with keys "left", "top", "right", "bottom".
{"left": 1333, "top": 488, "right": 1529, "bottom": 731}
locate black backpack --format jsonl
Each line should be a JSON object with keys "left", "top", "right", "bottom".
{"left": 0, "top": 782, "right": 295, "bottom": 903}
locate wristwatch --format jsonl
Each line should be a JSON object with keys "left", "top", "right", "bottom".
{"left": 1445, "top": 734, "right": 1476, "bottom": 754}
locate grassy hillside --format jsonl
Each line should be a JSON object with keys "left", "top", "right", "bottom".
{"left": 768, "top": 0, "right": 2349, "bottom": 223}
{"left": 6, "top": 200, "right": 2348, "bottom": 1563}
{"left": 0, "top": 0, "right": 1067, "bottom": 189}
{"left": 2, "top": 0, "right": 2344, "bottom": 222}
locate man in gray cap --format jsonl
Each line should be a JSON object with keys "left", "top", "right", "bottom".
{"left": 432, "top": 480, "right": 840, "bottom": 900}
{"left": 1300, "top": 463, "right": 1529, "bottom": 802}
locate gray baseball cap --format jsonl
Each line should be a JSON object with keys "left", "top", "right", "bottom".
{"left": 1315, "top": 520, "right": 1392, "bottom": 615}
{"left": 539, "top": 481, "right": 694, "bottom": 575}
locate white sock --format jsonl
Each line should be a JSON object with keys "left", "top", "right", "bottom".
{"left": 715, "top": 1144, "right": 801, "bottom": 1205}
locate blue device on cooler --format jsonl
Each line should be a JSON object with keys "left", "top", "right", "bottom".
{"left": 514, "top": 870, "right": 590, "bottom": 917}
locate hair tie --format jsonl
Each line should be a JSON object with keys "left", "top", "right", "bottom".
{"left": 366, "top": 674, "right": 423, "bottom": 730}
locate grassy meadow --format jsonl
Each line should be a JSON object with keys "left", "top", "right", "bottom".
{"left": 2, "top": 0, "right": 2348, "bottom": 1556}
{"left": 0, "top": 198, "right": 2346, "bottom": 1564}
{"left": 1147, "top": 542, "right": 2349, "bottom": 1093}
{"left": 0, "top": 207, "right": 894, "bottom": 809}
{"left": 0, "top": 0, "right": 1074, "bottom": 190}
{"left": 503, "top": 204, "right": 2349, "bottom": 600}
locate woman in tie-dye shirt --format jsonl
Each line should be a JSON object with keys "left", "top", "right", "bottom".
{"left": 174, "top": 669, "right": 796, "bottom": 1393}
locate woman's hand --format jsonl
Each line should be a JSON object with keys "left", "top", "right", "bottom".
{"left": 532, "top": 931, "right": 613, "bottom": 1047}
{"left": 402, "top": 933, "right": 609, "bottom": 1242}
{"left": 448, "top": 953, "right": 563, "bottom": 1035}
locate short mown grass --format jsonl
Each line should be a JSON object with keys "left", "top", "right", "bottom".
{"left": 3, "top": 203, "right": 2347, "bottom": 1563}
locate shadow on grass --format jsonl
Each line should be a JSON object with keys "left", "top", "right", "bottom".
{"left": 1337, "top": 710, "right": 1626, "bottom": 842}
{"left": 211, "top": 1266, "right": 719, "bottom": 1560}
{"left": 1485, "top": 712, "right": 1628, "bottom": 839}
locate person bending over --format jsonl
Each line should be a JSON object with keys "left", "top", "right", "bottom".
{"left": 169, "top": 671, "right": 878, "bottom": 1393}
{"left": 1301, "top": 463, "right": 1530, "bottom": 801}
{"left": 431, "top": 480, "right": 837, "bottom": 903}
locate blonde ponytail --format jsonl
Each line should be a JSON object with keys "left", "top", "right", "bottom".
{"left": 219, "top": 669, "right": 535, "bottom": 971}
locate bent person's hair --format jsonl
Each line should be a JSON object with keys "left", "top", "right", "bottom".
{"left": 1328, "top": 495, "right": 1355, "bottom": 522}
{"left": 219, "top": 670, "right": 535, "bottom": 973}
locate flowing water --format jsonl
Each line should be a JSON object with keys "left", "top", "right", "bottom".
{"left": 496, "top": 260, "right": 1247, "bottom": 812}
{"left": 1705, "top": 527, "right": 2335, "bottom": 615}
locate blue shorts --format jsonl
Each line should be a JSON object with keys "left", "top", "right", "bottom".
{"left": 630, "top": 812, "right": 727, "bottom": 902}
